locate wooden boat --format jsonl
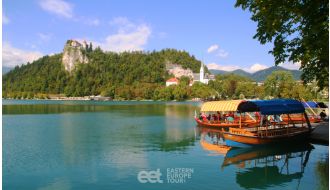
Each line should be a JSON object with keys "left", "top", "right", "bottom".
{"left": 224, "top": 127, "right": 311, "bottom": 147}
{"left": 195, "top": 100, "right": 259, "bottom": 128}
{"left": 282, "top": 114, "right": 321, "bottom": 123}
{"left": 223, "top": 99, "right": 313, "bottom": 148}
{"left": 194, "top": 117, "right": 258, "bottom": 128}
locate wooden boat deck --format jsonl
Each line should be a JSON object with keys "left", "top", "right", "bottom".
{"left": 229, "top": 126, "right": 309, "bottom": 138}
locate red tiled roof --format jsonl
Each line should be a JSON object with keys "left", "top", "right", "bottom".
{"left": 166, "top": 78, "right": 179, "bottom": 82}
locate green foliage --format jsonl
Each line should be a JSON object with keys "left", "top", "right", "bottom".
{"left": 100, "top": 86, "right": 115, "bottom": 98}
{"left": 264, "top": 71, "right": 295, "bottom": 98}
{"left": 190, "top": 82, "right": 216, "bottom": 99}
{"left": 88, "top": 42, "right": 93, "bottom": 52}
{"left": 179, "top": 76, "right": 191, "bottom": 86}
{"left": 3, "top": 46, "right": 321, "bottom": 101}
{"left": 172, "top": 84, "right": 189, "bottom": 101}
{"left": 3, "top": 49, "right": 201, "bottom": 100}
{"left": 235, "top": 0, "right": 329, "bottom": 89}
{"left": 235, "top": 82, "right": 257, "bottom": 99}
{"left": 3, "top": 54, "right": 67, "bottom": 95}
{"left": 216, "top": 74, "right": 253, "bottom": 99}
{"left": 153, "top": 86, "right": 173, "bottom": 100}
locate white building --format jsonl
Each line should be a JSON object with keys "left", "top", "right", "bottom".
{"left": 192, "top": 62, "right": 215, "bottom": 84}
{"left": 166, "top": 78, "right": 179, "bottom": 86}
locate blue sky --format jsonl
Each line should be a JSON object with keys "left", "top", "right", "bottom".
{"left": 2, "top": 0, "right": 300, "bottom": 71}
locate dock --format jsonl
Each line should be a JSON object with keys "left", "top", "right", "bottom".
{"left": 310, "top": 121, "right": 329, "bottom": 144}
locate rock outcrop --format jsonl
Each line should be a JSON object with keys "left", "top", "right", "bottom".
{"left": 62, "top": 40, "right": 89, "bottom": 72}
{"left": 166, "top": 63, "right": 194, "bottom": 78}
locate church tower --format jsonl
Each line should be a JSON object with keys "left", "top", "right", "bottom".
{"left": 200, "top": 62, "right": 204, "bottom": 83}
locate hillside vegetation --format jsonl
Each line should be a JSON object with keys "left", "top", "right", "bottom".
{"left": 3, "top": 48, "right": 203, "bottom": 99}
{"left": 3, "top": 47, "right": 323, "bottom": 101}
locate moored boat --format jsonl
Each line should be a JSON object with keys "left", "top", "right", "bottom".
{"left": 282, "top": 113, "right": 321, "bottom": 124}
{"left": 223, "top": 99, "right": 313, "bottom": 148}
{"left": 194, "top": 100, "right": 259, "bottom": 129}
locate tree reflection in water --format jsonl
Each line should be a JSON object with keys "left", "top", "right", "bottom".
{"left": 315, "top": 153, "right": 329, "bottom": 190}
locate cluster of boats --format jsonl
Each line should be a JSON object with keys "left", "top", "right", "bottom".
{"left": 194, "top": 99, "right": 326, "bottom": 148}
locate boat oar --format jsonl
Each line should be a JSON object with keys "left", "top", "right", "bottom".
{"left": 246, "top": 112, "right": 256, "bottom": 121}
{"left": 312, "top": 100, "right": 320, "bottom": 108}
{"left": 301, "top": 98, "right": 317, "bottom": 116}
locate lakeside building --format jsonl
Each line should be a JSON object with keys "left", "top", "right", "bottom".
{"left": 193, "top": 62, "right": 215, "bottom": 84}
{"left": 166, "top": 78, "right": 179, "bottom": 86}
{"left": 166, "top": 62, "right": 215, "bottom": 86}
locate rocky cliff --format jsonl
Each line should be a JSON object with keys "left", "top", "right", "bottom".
{"left": 62, "top": 40, "right": 89, "bottom": 72}
{"left": 166, "top": 63, "right": 194, "bottom": 78}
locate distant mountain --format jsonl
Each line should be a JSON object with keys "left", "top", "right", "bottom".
{"left": 210, "top": 66, "right": 302, "bottom": 82}
{"left": 209, "top": 69, "right": 229, "bottom": 75}
{"left": 2, "top": 66, "right": 13, "bottom": 75}
{"left": 251, "top": 66, "right": 302, "bottom": 82}
{"left": 210, "top": 69, "right": 252, "bottom": 77}
{"left": 231, "top": 69, "right": 252, "bottom": 78}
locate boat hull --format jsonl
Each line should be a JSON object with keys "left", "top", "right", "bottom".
{"left": 282, "top": 116, "right": 321, "bottom": 123}
{"left": 223, "top": 129, "right": 311, "bottom": 148}
{"left": 194, "top": 117, "right": 258, "bottom": 128}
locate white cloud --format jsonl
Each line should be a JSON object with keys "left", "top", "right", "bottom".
{"left": 3, "top": 13, "right": 9, "bottom": 24}
{"left": 110, "top": 17, "right": 132, "bottom": 26}
{"left": 38, "top": 33, "right": 52, "bottom": 42}
{"left": 216, "top": 49, "right": 229, "bottom": 58}
{"left": 2, "top": 42, "right": 43, "bottom": 67}
{"left": 207, "top": 62, "right": 271, "bottom": 73}
{"left": 248, "top": 63, "right": 268, "bottom": 72}
{"left": 94, "top": 17, "right": 151, "bottom": 52}
{"left": 207, "top": 44, "right": 229, "bottom": 58}
{"left": 207, "top": 44, "right": 219, "bottom": 53}
{"left": 85, "top": 18, "right": 100, "bottom": 26}
{"left": 207, "top": 63, "right": 240, "bottom": 71}
{"left": 279, "top": 62, "right": 301, "bottom": 70}
{"left": 158, "top": 32, "right": 167, "bottom": 39}
{"left": 39, "top": 0, "right": 73, "bottom": 18}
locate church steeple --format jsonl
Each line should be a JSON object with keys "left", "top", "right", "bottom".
{"left": 200, "top": 62, "right": 204, "bottom": 83}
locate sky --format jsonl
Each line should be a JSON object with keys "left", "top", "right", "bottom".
{"left": 2, "top": 0, "right": 300, "bottom": 72}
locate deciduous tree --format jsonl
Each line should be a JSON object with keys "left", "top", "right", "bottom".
{"left": 235, "top": 0, "right": 329, "bottom": 89}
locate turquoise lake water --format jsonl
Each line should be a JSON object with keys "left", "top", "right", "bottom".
{"left": 3, "top": 100, "right": 329, "bottom": 189}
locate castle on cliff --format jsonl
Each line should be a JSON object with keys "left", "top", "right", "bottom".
{"left": 62, "top": 40, "right": 90, "bottom": 72}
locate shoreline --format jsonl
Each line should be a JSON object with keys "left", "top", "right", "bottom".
{"left": 2, "top": 98, "right": 202, "bottom": 102}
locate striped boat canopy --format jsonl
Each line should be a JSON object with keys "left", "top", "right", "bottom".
{"left": 200, "top": 100, "right": 244, "bottom": 112}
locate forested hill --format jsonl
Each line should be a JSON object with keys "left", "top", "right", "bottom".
{"left": 3, "top": 48, "right": 204, "bottom": 98}
{"left": 252, "top": 66, "right": 302, "bottom": 81}
{"left": 210, "top": 66, "right": 302, "bottom": 81}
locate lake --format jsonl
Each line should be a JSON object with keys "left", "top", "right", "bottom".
{"left": 3, "top": 100, "right": 328, "bottom": 190}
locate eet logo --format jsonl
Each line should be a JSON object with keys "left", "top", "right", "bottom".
{"left": 137, "top": 169, "right": 163, "bottom": 183}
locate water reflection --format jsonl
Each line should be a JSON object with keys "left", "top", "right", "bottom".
{"left": 315, "top": 153, "right": 329, "bottom": 190}
{"left": 197, "top": 126, "right": 315, "bottom": 189}
{"left": 3, "top": 101, "right": 200, "bottom": 189}
{"left": 3, "top": 100, "right": 327, "bottom": 190}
